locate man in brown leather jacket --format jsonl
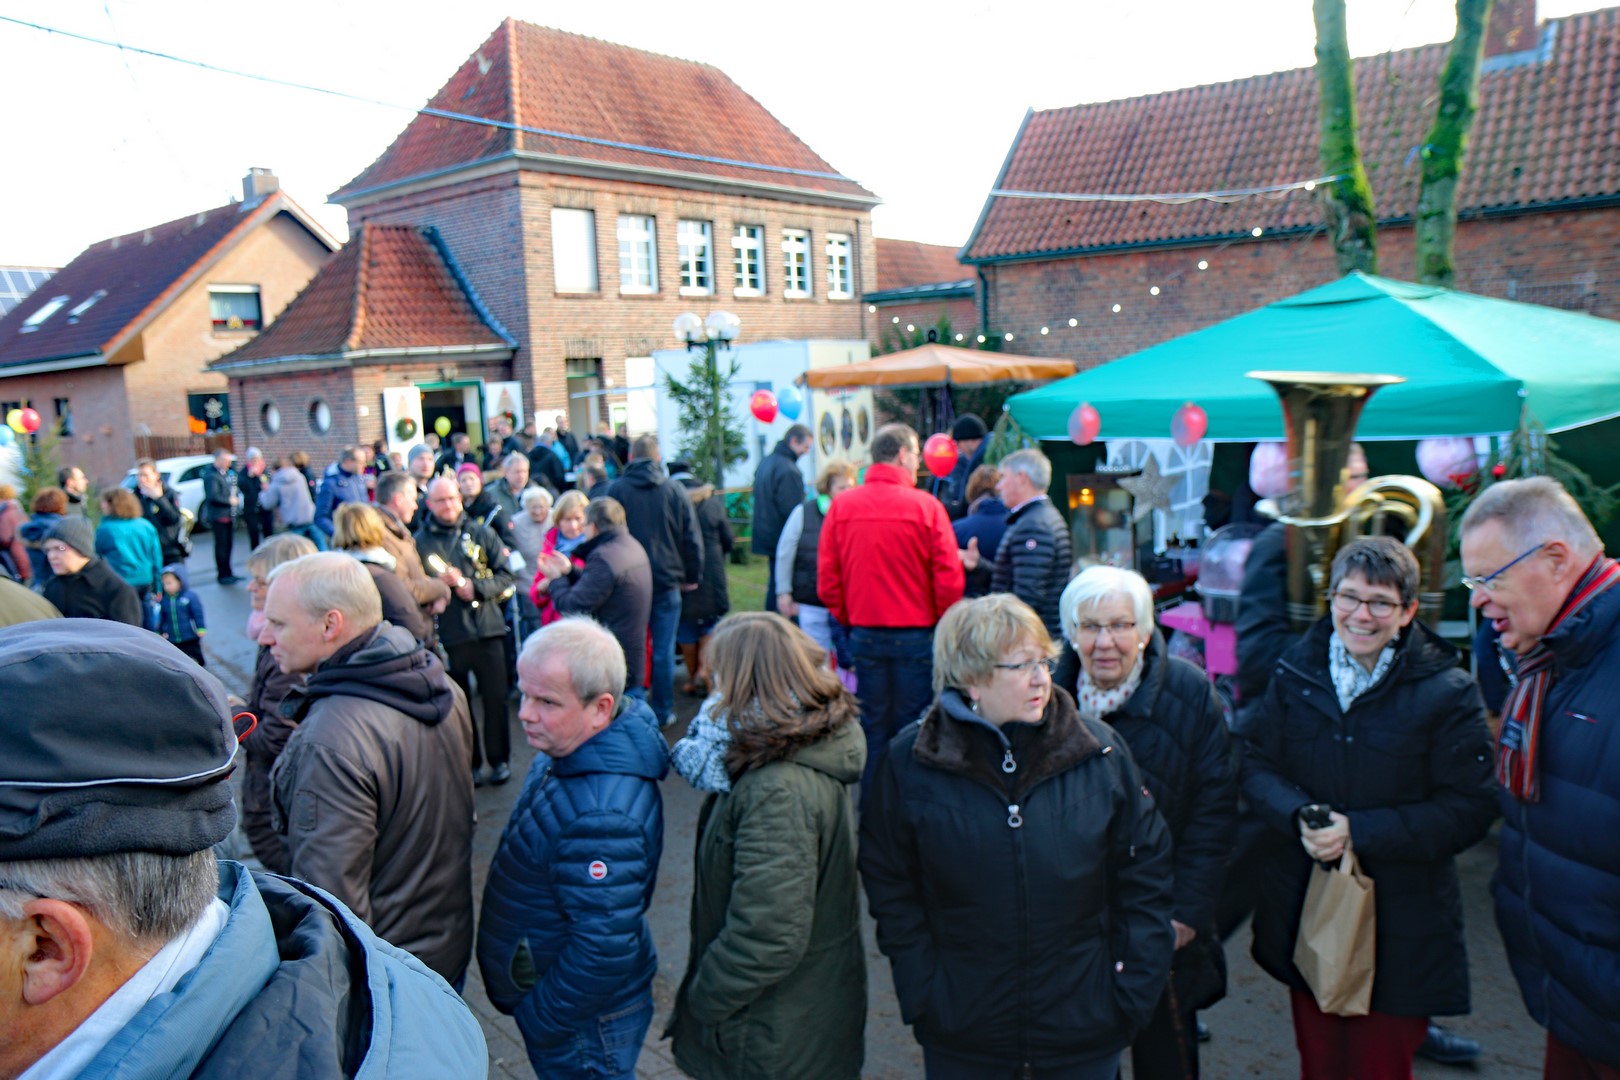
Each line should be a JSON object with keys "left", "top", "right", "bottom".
{"left": 261, "top": 551, "right": 477, "bottom": 985}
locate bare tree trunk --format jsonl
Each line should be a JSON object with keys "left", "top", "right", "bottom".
{"left": 1415, "top": 0, "right": 1495, "bottom": 286}
{"left": 1313, "top": 0, "right": 1379, "bottom": 275}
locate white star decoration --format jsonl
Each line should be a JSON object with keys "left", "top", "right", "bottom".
{"left": 1118, "top": 454, "right": 1176, "bottom": 523}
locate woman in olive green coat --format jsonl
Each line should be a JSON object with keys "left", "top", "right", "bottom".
{"left": 667, "top": 611, "right": 867, "bottom": 1080}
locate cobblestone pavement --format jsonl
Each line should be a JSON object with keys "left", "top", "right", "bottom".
{"left": 190, "top": 531, "right": 1544, "bottom": 1078}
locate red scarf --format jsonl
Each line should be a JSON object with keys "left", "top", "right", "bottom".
{"left": 1496, "top": 554, "right": 1620, "bottom": 801}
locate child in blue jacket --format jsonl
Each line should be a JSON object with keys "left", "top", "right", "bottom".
{"left": 154, "top": 563, "right": 207, "bottom": 666}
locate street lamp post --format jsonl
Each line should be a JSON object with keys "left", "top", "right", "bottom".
{"left": 673, "top": 310, "right": 741, "bottom": 488}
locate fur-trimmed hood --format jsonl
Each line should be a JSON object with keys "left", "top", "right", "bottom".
{"left": 725, "top": 706, "right": 864, "bottom": 784}
{"left": 913, "top": 685, "right": 1103, "bottom": 802}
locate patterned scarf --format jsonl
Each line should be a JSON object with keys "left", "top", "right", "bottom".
{"left": 1076, "top": 655, "right": 1145, "bottom": 721}
{"left": 1328, "top": 633, "right": 1397, "bottom": 713}
{"left": 670, "top": 693, "right": 732, "bottom": 793}
{"left": 1498, "top": 554, "right": 1620, "bottom": 802}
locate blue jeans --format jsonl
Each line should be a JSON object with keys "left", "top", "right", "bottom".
{"left": 649, "top": 587, "right": 682, "bottom": 725}
{"left": 850, "top": 626, "right": 935, "bottom": 798}
{"left": 524, "top": 993, "right": 653, "bottom": 1080}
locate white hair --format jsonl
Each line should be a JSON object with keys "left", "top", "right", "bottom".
{"left": 521, "top": 616, "right": 627, "bottom": 704}
{"left": 998, "top": 448, "right": 1052, "bottom": 492}
{"left": 520, "top": 486, "right": 552, "bottom": 511}
{"left": 1059, "top": 566, "right": 1155, "bottom": 646}
{"left": 0, "top": 850, "right": 218, "bottom": 944}
{"left": 267, "top": 551, "right": 383, "bottom": 628}
{"left": 1460, "top": 476, "right": 1601, "bottom": 556}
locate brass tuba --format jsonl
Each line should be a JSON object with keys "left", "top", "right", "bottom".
{"left": 1248, "top": 371, "right": 1449, "bottom": 631}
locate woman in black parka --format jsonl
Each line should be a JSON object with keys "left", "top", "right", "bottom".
{"left": 1241, "top": 537, "right": 1497, "bottom": 1079}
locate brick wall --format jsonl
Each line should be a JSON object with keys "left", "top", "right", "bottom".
{"left": 0, "top": 366, "right": 131, "bottom": 487}
{"left": 870, "top": 296, "right": 980, "bottom": 349}
{"left": 980, "top": 207, "right": 1620, "bottom": 370}
{"left": 230, "top": 367, "right": 356, "bottom": 469}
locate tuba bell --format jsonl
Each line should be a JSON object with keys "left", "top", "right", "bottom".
{"left": 1248, "top": 371, "right": 1450, "bottom": 632}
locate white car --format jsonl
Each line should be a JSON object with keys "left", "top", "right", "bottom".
{"left": 121, "top": 454, "right": 215, "bottom": 522}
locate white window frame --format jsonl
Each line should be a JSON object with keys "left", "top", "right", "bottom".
{"left": 782, "top": 229, "right": 811, "bottom": 299}
{"left": 617, "top": 213, "right": 658, "bottom": 295}
{"left": 19, "top": 295, "right": 68, "bottom": 332}
{"left": 1106, "top": 439, "right": 1213, "bottom": 549}
{"left": 732, "top": 225, "right": 764, "bottom": 297}
{"left": 551, "top": 208, "right": 598, "bottom": 294}
{"left": 825, "top": 233, "right": 853, "bottom": 299}
{"left": 677, "top": 219, "right": 714, "bottom": 296}
{"left": 208, "top": 285, "right": 262, "bottom": 332}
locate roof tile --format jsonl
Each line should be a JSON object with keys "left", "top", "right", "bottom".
{"left": 875, "top": 239, "right": 971, "bottom": 290}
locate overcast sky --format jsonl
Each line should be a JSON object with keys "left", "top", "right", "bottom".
{"left": 0, "top": 0, "right": 1596, "bottom": 267}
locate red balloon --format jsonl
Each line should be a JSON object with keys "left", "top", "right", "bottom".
{"left": 1067, "top": 402, "right": 1101, "bottom": 446}
{"left": 922, "top": 433, "right": 959, "bottom": 477}
{"left": 1171, "top": 401, "right": 1207, "bottom": 448}
{"left": 750, "top": 389, "right": 778, "bottom": 424}
{"left": 18, "top": 407, "right": 41, "bottom": 435}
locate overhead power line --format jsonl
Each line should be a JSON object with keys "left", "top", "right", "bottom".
{"left": 991, "top": 175, "right": 1341, "bottom": 206}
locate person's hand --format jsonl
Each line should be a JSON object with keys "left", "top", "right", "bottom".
{"left": 1301, "top": 810, "right": 1351, "bottom": 863}
{"left": 778, "top": 594, "right": 799, "bottom": 618}
{"left": 960, "top": 536, "right": 980, "bottom": 570}
{"left": 540, "top": 552, "right": 572, "bottom": 579}
{"left": 532, "top": 575, "right": 551, "bottom": 595}
{"left": 454, "top": 578, "right": 476, "bottom": 603}
{"left": 430, "top": 596, "right": 449, "bottom": 615}
{"left": 680, "top": 582, "right": 699, "bottom": 592}
{"left": 139, "top": 479, "right": 162, "bottom": 498}
{"left": 1172, "top": 920, "right": 1197, "bottom": 950}
{"left": 227, "top": 693, "right": 246, "bottom": 709}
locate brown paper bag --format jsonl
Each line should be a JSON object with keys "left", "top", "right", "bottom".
{"left": 1293, "top": 847, "right": 1376, "bottom": 1016}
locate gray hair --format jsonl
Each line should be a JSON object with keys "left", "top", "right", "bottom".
{"left": 246, "top": 533, "right": 318, "bottom": 578}
{"left": 0, "top": 849, "right": 218, "bottom": 945}
{"left": 266, "top": 551, "right": 383, "bottom": 628}
{"left": 1460, "top": 476, "right": 1601, "bottom": 556}
{"left": 520, "top": 486, "right": 552, "bottom": 511}
{"left": 503, "top": 452, "right": 529, "bottom": 472}
{"left": 521, "top": 616, "right": 627, "bottom": 705}
{"left": 1059, "top": 566, "right": 1156, "bottom": 646}
{"left": 998, "top": 448, "right": 1052, "bottom": 492}
{"left": 245, "top": 446, "right": 264, "bottom": 461}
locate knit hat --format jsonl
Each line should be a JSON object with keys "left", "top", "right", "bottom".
{"left": 45, "top": 515, "right": 95, "bottom": 558}
{"left": 0, "top": 620, "right": 238, "bottom": 861}
{"left": 456, "top": 463, "right": 483, "bottom": 480}
{"left": 951, "top": 414, "right": 988, "bottom": 441}
{"left": 408, "top": 443, "right": 434, "bottom": 465}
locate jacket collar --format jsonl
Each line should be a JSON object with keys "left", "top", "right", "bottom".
{"left": 913, "top": 685, "right": 1101, "bottom": 801}
{"left": 553, "top": 696, "right": 670, "bottom": 781}
{"left": 863, "top": 461, "right": 915, "bottom": 487}
{"left": 1543, "top": 577, "right": 1620, "bottom": 670}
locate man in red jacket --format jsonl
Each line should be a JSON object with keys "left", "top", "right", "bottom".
{"left": 819, "top": 422, "right": 965, "bottom": 796}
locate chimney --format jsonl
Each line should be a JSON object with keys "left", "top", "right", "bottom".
{"left": 1484, "top": 0, "right": 1537, "bottom": 58}
{"left": 242, "top": 167, "right": 280, "bottom": 207}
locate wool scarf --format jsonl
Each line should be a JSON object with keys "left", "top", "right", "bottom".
{"left": 1076, "top": 655, "right": 1145, "bottom": 721}
{"left": 1497, "top": 553, "right": 1620, "bottom": 801}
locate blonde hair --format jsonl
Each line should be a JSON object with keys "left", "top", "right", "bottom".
{"left": 932, "top": 594, "right": 1057, "bottom": 694}
{"left": 816, "top": 460, "right": 858, "bottom": 496}
{"left": 552, "top": 489, "right": 588, "bottom": 524}
{"left": 707, "top": 612, "right": 859, "bottom": 768}
{"left": 331, "top": 502, "right": 392, "bottom": 551}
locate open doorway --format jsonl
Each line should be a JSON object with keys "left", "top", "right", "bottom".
{"left": 565, "top": 359, "right": 601, "bottom": 439}
{"left": 418, "top": 381, "right": 485, "bottom": 448}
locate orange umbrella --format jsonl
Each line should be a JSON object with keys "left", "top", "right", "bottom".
{"left": 803, "top": 343, "right": 1076, "bottom": 390}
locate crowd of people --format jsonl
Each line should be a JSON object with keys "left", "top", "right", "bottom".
{"left": 1, "top": 412, "right": 1617, "bottom": 1080}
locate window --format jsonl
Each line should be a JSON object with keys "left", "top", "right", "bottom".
{"left": 551, "top": 208, "right": 598, "bottom": 293}
{"left": 617, "top": 214, "right": 658, "bottom": 294}
{"left": 678, "top": 220, "right": 714, "bottom": 296}
{"left": 53, "top": 398, "right": 73, "bottom": 438}
{"left": 188, "top": 392, "right": 231, "bottom": 433}
{"left": 782, "top": 229, "right": 811, "bottom": 299}
{"left": 309, "top": 399, "right": 332, "bottom": 435}
{"left": 209, "top": 286, "right": 261, "bottom": 331}
{"left": 826, "top": 233, "right": 852, "bottom": 299}
{"left": 19, "top": 295, "right": 68, "bottom": 332}
{"left": 260, "top": 402, "right": 281, "bottom": 436}
{"left": 733, "top": 225, "right": 764, "bottom": 296}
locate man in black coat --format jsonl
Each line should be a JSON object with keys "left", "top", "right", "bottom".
{"left": 750, "top": 424, "right": 811, "bottom": 613}
{"left": 40, "top": 517, "right": 143, "bottom": 626}
{"left": 433, "top": 432, "right": 474, "bottom": 478}
{"left": 933, "top": 413, "right": 988, "bottom": 520}
{"left": 603, "top": 435, "right": 701, "bottom": 727}
{"left": 527, "top": 431, "right": 569, "bottom": 493}
{"left": 974, "top": 448, "right": 1072, "bottom": 640}
{"left": 534, "top": 497, "right": 653, "bottom": 697}
{"left": 133, "top": 457, "right": 188, "bottom": 565}
{"left": 201, "top": 448, "right": 240, "bottom": 584}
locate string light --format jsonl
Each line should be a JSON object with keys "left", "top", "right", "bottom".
{"left": 1251, "top": 227, "right": 1264, "bottom": 237}
{"left": 867, "top": 305, "right": 877, "bottom": 313}
{"left": 1004, "top": 332, "right": 1015, "bottom": 341}
{"left": 1040, "top": 326, "right": 1049, "bottom": 335}
{"left": 1198, "top": 260, "right": 1209, "bottom": 270}
{"left": 891, "top": 316, "right": 900, "bottom": 324}
{"left": 1068, "top": 317, "right": 1078, "bottom": 327}
{"left": 955, "top": 333, "right": 965, "bottom": 341}
{"left": 989, "top": 174, "right": 1340, "bottom": 206}
{"left": 1149, "top": 286, "right": 1160, "bottom": 296}
{"left": 1111, "top": 304, "right": 1122, "bottom": 313}
{"left": 977, "top": 334, "right": 987, "bottom": 343}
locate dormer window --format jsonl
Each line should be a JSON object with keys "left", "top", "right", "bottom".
{"left": 209, "top": 285, "right": 261, "bottom": 332}
{"left": 65, "top": 290, "right": 107, "bottom": 323}
{"left": 19, "top": 295, "right": 69, "bottom": 332}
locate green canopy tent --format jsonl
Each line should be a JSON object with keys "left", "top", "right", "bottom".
{"left": 1007, "top": 272, "right": 1620, "bottom": 441}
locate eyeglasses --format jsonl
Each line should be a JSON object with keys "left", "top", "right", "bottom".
{"left": 1330, "top": 591, "right": 1401, "bottom": 618}
{"left": 43, "top": 543, "right": 72, "bottom": 556}
{"left": 1461, "top": 543, "right": 1545, "bottom": 592}
{"left": 993, "top": 656, "right": 1057, "bottom": 678}
{"left": 1075, "top": 621, "right": 1137, "bottom": 640}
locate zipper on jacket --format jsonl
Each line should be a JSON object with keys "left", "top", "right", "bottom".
{"left": 1011, "top": 789, "right": 1033, "bottom": 1074}
{"left": 1001, "top": 748, "right": 1016, "bottom": 773}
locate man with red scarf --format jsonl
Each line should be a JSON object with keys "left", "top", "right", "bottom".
{"left": 1461, "top": 477, "right": 1620, "bottom": 1079}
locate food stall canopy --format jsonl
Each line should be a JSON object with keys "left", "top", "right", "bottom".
{"left": 1007, "top": 272, "right": 1620, "bottom": 441}
{"left": 804, "top": 343, "right": 1077, "bottom": 389}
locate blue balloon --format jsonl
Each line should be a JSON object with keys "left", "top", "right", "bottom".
{"left": 0, "top": 425, "right": 12, "bottom": 447}
{"left": 777, "top": 384, "right": 802, "bottom": 420}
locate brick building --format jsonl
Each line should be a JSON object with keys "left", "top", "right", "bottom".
{"left": 864, "top": 238, "right": 976, "bottom": 349}
{"left": 960, "top": 0, "right": 1620, "bottom": 370}
{"left": 223, "top": 20, "right": 879, "bottom": 457}
{"left": 0, "top": 172, "right": 335, "bottom": 484}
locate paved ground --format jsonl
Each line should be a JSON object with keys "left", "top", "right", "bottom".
{"left": 188, "top": 530, "right": 1546, "bottom": 1078}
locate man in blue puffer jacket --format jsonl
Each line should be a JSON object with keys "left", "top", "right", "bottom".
{"left": 479, "top": 616, "right": 669, "bottom": 1080}
{"left": 314, "top": 446, "right": 370, "bottom": 538}
{"left": 0, "top": 619, "right": 487, "bottom": 1079}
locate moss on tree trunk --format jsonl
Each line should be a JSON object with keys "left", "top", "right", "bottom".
{"left": 1313, "top": 0, "right": 1379, "bottom": 275}
{"left": 1416, "top": 0, "right": 1495, "bottom": 286}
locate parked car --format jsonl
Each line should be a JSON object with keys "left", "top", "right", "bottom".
{"left": 121, "top": 454, "right": 214, "bottom": 522}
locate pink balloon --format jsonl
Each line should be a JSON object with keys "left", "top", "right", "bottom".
{"left": 1067, "top": 402, "right": 1101, "bottom": 446}
{"left": 1171, "top": 401, "right": 1208, "bottom": 448}
{"left": 18, "top": 407, "right": 41, "bottom": 435}
{"left": 749, "top": 390, "right": 778, "bottom": 424}
{"left": 1249, "top": 441, "right": 1290, "bottom": 499}
{"left": 1415, "top": 437, "right": 1478, "bottom": 489}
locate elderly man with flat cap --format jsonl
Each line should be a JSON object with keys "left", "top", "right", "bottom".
{"left": 0, "top": 619, "right": 487, "bottom": 1079}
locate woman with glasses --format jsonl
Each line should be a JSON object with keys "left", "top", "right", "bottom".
{"left": 1241, "top": 536, "right": 1497, "bottom": 1079}
{"left": 861, "top": 593, "right": 1174, "bottom": 1079}
{"left": 1053, "top": 566, "right": 1235, "bottom": 1080}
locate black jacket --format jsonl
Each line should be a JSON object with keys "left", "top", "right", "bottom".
{"left": 677, "top": 477, "right": 733, "bottom": 624}
{"left": 202, "top": 466, "right": 238, "bottom": 523}
{"left": 136, "top": 485, "right": 187, "bottom": 564}
{"left": 527, "top": 444, "right": 569, "bottom": 493}
{"left": 789, "top": 497, "right": 826, "bottom": 607}
{"left": 750, "top": 439, "right": 805, "bottom": 555}
{"left": 604, "top": 459, "right": 702, "bottom": 592}
{"left": 1234, "top": 522, "right": 1291, "bottom": 714}
{"left": 989, "top": 496, "right": 1072, "bottom": 640}
{"left": 550, "top": 526, "right": 652, "bottom": 692}
{"left": 860, "top": 686, "right": 1175, "bottom": 1068}
{"left": 43, "top": 557, "right": 143, "bottom": 626}
{"left": 413, "top": 512, "right": 515, "bottom": 646}
{"left": 1240, "top": 617, "right": 1497, "bottom": 1017}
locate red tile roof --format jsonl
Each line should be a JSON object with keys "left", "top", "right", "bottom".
{"left": 215, "top": 224, "right": 512, "bottom": 367}
{"left": 875, "top": 239, "right": 972, "bottom": 291}
{"left": 964, "top": 6, "right": 1620, "bottom": 261}
{"left": 334, "top": 20, "right": 875, "bottom": 204}
{"left": 0, "top": 195, "right": 307, "bottom": 368}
